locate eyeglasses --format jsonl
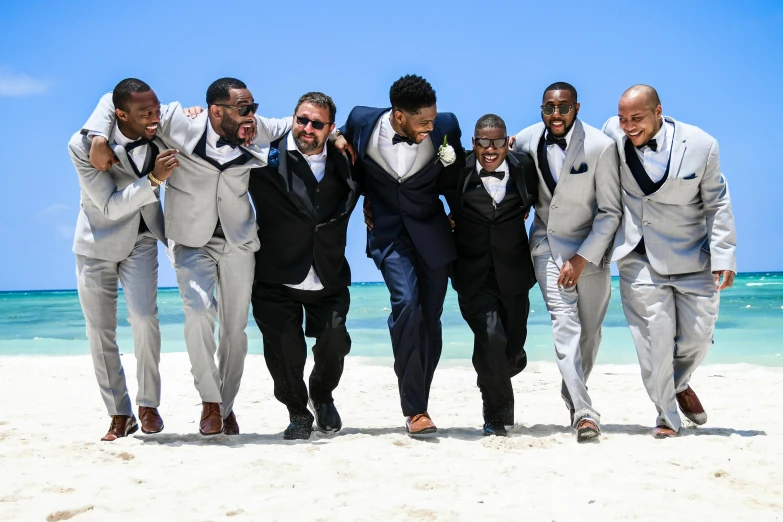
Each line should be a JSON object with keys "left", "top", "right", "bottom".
{"left": 295, "top": 116, "right": 333, "bottom": 131}
{"left": 474, "top": 137, "right": 508, "bottom": 148}
{"left": 541, "top": 104, "right": 574, "bottom": 116}
{"left": 214, "top": 103, "right": 259, "bottom": 117}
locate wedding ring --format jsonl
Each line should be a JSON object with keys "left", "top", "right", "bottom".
{"left": 568, "top": 280, "right": 573, "bottom": 284}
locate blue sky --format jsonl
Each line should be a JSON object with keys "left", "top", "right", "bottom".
{"left": 0, "top": 0, "right": 781, "bottom": 291}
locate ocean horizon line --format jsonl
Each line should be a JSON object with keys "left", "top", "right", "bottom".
{"left": 2, "top": 270, "right": 782, "bottom": 294}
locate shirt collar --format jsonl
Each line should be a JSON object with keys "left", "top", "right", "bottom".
{"left": 206, "top": 122, "right": 223, "bottom": 150}
{"left": 112, "top": 122, "right": 138, "bottom": 148}
{"left": 475, "top": 158, "right": 509, "bottom": 176}
{"left": 649, "top": 118, "right": 668, "bottom": 151}
{"left": 287, "top": 131, "right": 328, "bottom": 161}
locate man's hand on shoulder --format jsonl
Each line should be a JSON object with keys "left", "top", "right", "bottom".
{"left": 182, "top": 106, "right": 204, "bottom": 119}
{"left": 89, "top": 136, "right": 119, "bottom": 171}
{"left": 331, "top": 133, "right": 356, "bottom": 164}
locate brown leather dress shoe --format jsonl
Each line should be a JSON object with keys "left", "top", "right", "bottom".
{"left": 676, "top": 386, "right": 708, "bottom": 425}
{"left": 652, "top": 425, "right": 679, "bottom": 439}
{"left": 139, "top": 407, "right": 164, "bottom": 434}
{"left": 199, "top": 402, "right": 223, "bottom": 435}
{"left": 406, "top": 412, "right": 437, "bottom": 436}
{"left": 101, "top": 415, "right": 138, "bottom": 442}
{"left": 576, "top": 418, "right": 600, "bottom": 443}
{"left": 223, "top": 411, "right": 239, "bottom": 435}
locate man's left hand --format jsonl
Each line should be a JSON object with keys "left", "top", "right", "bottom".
{"left": 714, "top": 270, "right": 735, "bottom": 291}
{"left": 183, "top": 106, "right": 204, "bottom": 118}
{"left": 557, "top": 254, "right": 588, "bottom": 288}
{"left": 333, "top": 135, "right": 356, "bottom": 164}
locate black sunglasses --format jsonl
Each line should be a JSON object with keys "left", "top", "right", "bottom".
{"left": 295, "top": 116, "right": 333, "bottom": 131}
{"left": 541, "top": 104, "right": 574, "bottom": 116}
{"left": 474, "top": 137, "right": 508, "bottom": 148}
{"left": 214, "top": 103, "right": 259, "bottom": 117}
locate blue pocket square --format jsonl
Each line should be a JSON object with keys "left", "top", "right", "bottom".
{"left": 268, "top": 147, "right": 280, "bottom": 168}
{"left": 683, "top": 173, "right": 697, "bottom": 180}
{"left": 570, "top": 163, "right": 588, "bottom": 174}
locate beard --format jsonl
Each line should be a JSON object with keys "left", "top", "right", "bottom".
{"left": 293, "top": 130, "right": 324, "bottom": 154}
{"left": 544, "top": 108, "right": 579, "bottom": 136}
{"left": 219, "top": 117, "right": 242, "bottom": 146}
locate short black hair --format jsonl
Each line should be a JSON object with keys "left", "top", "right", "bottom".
{"left": 474, "top": 114, "right": 506, "bottom": 135}
{"left": 295, "top": 92, "right": 337, "bottom": 123}
{"left": 543, "top": 81, "right": 578, "bottom": 102}
{"left": 113, "top": 78, "right": 151, "bottom": 111}
{"left": 389, "top": 74, "right": 437, "bottom": 114}
{"left": 206, "top": 77, "right": 247, "bottom": 106}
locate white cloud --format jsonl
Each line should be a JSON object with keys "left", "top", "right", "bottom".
{"left": 39, "top": 203, "right": 70, "bottom": 217}
{"left": 0, "top": 68, "right": 48, "bottom": 97}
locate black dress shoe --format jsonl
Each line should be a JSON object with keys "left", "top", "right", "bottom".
{"left": 283, "top": 415, "right": 313, "bottom": 440}
{"left": 482, "top": 422, "right": 507, "bottom": 437}
{"left": 309, "top": 398, "right": 342, "bottom": 433}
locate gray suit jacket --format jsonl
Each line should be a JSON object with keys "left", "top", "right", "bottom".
{"left": 68, "top": 131, "right": 165, "bottom": 262}
{"left": 512, "top": 119, "right": 622, "bottom": 274}
{"left": 82, "top": 93, "right": 291, "bottom": 252}
{"left": 602, "top": 116, "right": 737, "bottom": 275}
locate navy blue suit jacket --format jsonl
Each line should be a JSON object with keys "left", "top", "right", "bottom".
{"left": 340, "top": 106, "right": 465, "bottom": 269}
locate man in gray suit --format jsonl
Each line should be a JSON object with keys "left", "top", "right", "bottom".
{"left": 603, "top": 85, "right": 737, "bottom": 438}
{"left": 512, "top": 82, "right": 622, "bottom": 442}
{"left": 84, "top": 78, "right": 291, "bottom": 436}
{"left": 69, "top": 78, "right": 178, "bottom": 441}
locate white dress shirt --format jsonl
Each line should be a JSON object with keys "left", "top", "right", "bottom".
{"left": 284, "top": 131, "right": 329, "bottom": 291}
{"left": 474, "top": 159, "right": 510, "bottom": 204}
{"left": 377, "top": 110, "right": 419, "bottom": 179}
{"left": 205, "top": 123, "right": 245, "bottom": 164}
{"left": 634, "top": 119, "right": 674, "bottom": 183}
{"left": 110, "top": 123, "right": 156, "bottom": 189}
{"left": 545, "top": 123, "right": 576, "bottom": 183}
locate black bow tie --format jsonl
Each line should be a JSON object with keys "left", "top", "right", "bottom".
{"left": 479, "top": 168, "right": 504, "bottom": 180}
{"left": 216, "top": 137, "right": 239, "bottom": 149}
{"left": 125, "top": 138, "right": 151, "bottom": 152}
{"left": 392, "top": 133, "right": 415, "bottom": 146}
{"left": 545, "top": 133, "right": 567, "bottom": 150}
{"left": 638, "top": 139, "right": 658, "bottom": 152}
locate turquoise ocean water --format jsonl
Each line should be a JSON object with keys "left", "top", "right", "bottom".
{"left": 1, "top": 273, "right": 781, "bottom": 365}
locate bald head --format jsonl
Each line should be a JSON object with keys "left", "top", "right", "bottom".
{"left": 621, "top": 84, "right": 661, "bottom": 110}
{"left": 617, "top": 84, "right": 663, "bottom": 148}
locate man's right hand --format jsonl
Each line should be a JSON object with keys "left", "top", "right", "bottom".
{"left": 151, "top": 149, "right": 180, "bottom": 182}
{"left": 89, "top": 136, "right": 119, "bottom": 170}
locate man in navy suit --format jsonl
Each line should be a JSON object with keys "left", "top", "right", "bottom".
{"left": 334, "top": 75, "right": 465, "bottom": 436}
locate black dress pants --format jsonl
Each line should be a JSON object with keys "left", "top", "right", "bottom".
{"left": 251, "top": 282, "right": 351, "bottom": 421}
{"left": 457, "top": 269, "right": 530, "bottom": 425}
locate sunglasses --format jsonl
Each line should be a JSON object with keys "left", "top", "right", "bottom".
{"left": 474, "top": 137, "right": 508, "bottom": 148}
{"left": 214, "top": 103, "right": 259, "bottom": 117}
{"left": 295, "top": 116, "right": 333, "bottom": 131}
{"left": 541, "top": 104, "right": 574, "bottom": 116}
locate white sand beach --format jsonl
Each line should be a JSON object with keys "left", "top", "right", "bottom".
{"left": 0, "top": 354, "right": 781, "bottom": 521}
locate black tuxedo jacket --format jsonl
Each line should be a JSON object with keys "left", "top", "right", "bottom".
{"left": 442, "top": 151, "right": 538, "bottom": 297}
{"left": 340, "top": 106, "right": 466, "bottom": 269}
{"left": 248, "top": 136, "right": 359, "bottom": 288}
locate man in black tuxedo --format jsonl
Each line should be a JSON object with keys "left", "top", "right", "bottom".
{"left": 333, "top": 75, "right": 465, "bottom": 436}
{"left": 249, "top": 92, "right": 359, "bottom": 440}
{"left": 442, "top": 114, "right": 538, "bottom": 436}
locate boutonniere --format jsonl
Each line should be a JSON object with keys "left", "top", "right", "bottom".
{"left": 436, "top": 135, "right": 456, "bottom": 166}
{"left": 267, "top": 147, "right": 279, "bottom": 168}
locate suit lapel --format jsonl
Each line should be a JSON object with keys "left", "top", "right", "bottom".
{"left": 357, "top": 108, "right": 387, "bottom": 159}
{"left": 558, "top": 119, "right": 585, "bottom": 182}
{"left": 667, "top": 117, "right": 687, "bottom": 179}
{"left": 277, "top": 135, "right": 314, "bottom": 215}
{"left": 111, "top": 144, "right": 138, "bottom": 179}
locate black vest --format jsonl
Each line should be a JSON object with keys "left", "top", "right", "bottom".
{"left": 624, "top": 135, "right": 672, "bottom": 254}
{"left": 287, "top": 150, "right": 348, "bottom": 222}
{"left": 127, "top": 142, "right": 160, "bottom": 233}
{"left": 462, "top": 170, "right": 525, "bottom": 224}
{"left": 537, "top": 133, "right": 558, "bottom": 195}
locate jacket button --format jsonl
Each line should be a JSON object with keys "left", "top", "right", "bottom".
{"left": 218, "top": 197, "right": 222, "bottom": 202}
{"left": 316, "top": 188, "right": 320, "bottom": 193}
{"left": 316, "top": 205, "right": 320, "bottom": 210}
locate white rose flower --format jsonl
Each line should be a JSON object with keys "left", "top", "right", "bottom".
{"left": 437, "top": 136, "right": 457, "bottom": 166}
